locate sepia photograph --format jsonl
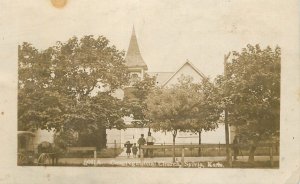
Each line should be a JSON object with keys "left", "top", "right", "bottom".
{"left": 17, "top": 1, "right": 280, "bottom": 169}
{"left": 0, "top": 0, "right": 299, "bottom": 183}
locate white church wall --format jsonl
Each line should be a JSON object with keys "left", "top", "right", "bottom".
{"left": 32, "top": 129, "right": 55, "bottom": 152}
{"left": 106, "top": 129, "right": 122, "bottom": 148}
{"left": 164, "top": 63, "right": 203, "bottom": 87}
{"left": 106, "top": 124, "right": 225, "bottom": 148}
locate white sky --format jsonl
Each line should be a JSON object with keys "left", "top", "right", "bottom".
{"left": 5, "top": 0, "right": 289, "bottom": 78}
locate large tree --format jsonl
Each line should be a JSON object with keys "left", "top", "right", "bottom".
{"left": 189, "top": 78, "right": 222, "bottom": 156}
{"left": 145, "top": 75, "right": 219, "bottom": 162}
{"left": 18, "top": 36, "right": 130, "bottom": 149}
{"left": 217, "top": 44, "right": 280, "bottom": 161}
{"left": 18, "top": 43, "right": 69, "bottom": 131}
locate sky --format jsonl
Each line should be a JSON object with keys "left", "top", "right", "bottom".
{"left": 5, "top": 0, "right": 290, "bottom": 78}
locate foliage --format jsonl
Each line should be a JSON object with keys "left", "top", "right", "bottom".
{"left": 50, "top": 36, "right": 129, "bottom": 100}
{"left": 132, "top": 73, "right": 156, "bottom": 101}
{"left": 219, "top": 44, "right": 280, "bottom": 141}
{"left": 146, "top": 75, "right": 220, "bottom": 134}
{"left": 216, "top": 44, "right": 280, "bottom": 161}
{"left": 53, "top": 129, "right": 78, "bottom": 150}
{"left": 18, "top": 36, "right": 129, "bottom": 139}
{"left": 145, "top": 75, "right": 221, "bottom": 161}
{"left": 145, "top": 76, "right": 197, "bottom": 134}
{"left": 188, "top": 77, "right": 222, "bottom": 136}
{"left": 123, "top": 74, "right": 156, "bottom": 126}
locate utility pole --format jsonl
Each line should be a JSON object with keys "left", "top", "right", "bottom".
{"left": 224, "top": 52, "right": 232, "bottom": 166}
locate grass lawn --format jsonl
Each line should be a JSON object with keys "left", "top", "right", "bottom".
{"left": 59, "top": 148, "right": 123, "bottom": 158}
{"left": 96, "top": 148, "right": 123, "bottom": 158}
{"left": 228, "top": 160, "right": 279, "bottom": 168}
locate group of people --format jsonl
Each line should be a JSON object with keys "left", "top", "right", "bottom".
{"left": 124, "top": 132, "right": 156, "bottom": 158}
{"left": 124, "top": 133, "right": 241, "bottom": 160}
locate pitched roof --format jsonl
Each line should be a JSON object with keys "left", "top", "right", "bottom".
{"left": 161, "top": 60, "right": 206, "bottom": 87}
{"left": 125, "top": 26, "right": 148, "bottom": 70}
{"left": 147, "top": 72, "right": 174, "bottom": 86}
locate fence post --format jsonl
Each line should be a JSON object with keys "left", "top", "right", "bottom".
{"left": 218, "top": 142, "right": 220, "bottom": 156}
{"left": 228, "top": 147, "right": 232, "bottom": 167}
{"left": 140, "top": 148, "right": 144, "bottom": 167}
{"left": 181, "top": 148, "right": 185, "bottom": 168}
{"left": 191, "top": 143, "right": 193, "bottom": 157}
{"left": 94, "top": 150, "right": 97, "bottom": 166}
{"left": 114, "top": 140, "right": 117, "bottom": 157}
{"left": 270, "top": 144, "right": 274, "bottom": 167}
{"left": 164, "top": 142, "right": 166, "bottom": 157}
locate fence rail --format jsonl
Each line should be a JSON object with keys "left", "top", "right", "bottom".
{"left": 67, "top": 147, "right": 96, "bottom": 152}
{"left": 139, "top": 143, "right": 279, "bottom": 168}
{"left": 140, "top": 143, "right": 278, "bottom": 149}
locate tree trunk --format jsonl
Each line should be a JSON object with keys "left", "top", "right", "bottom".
{"left": 97, "top": 128, "right": 107, "bottom": 150}
{"left": 198, "top": 130, "right": 202, "bottom": 156}
{"left": 101, "top": 128, "right": 107, "bottom": 149}
{"left": 248, "top": 138, "right": 260, "bottom": 162}
{"left": 248, "top": 145, "right": 257, "bottom": 162}
{"left": 172, "top": 130, "right": 177, "bottom": 163}
{"left": 224, "top": 109, "right": 231, "bottom": 163}
{"left": 223, "top": 53, "right": 232, "bottom": 165}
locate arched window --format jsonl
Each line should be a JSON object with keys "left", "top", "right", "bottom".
{"left": 131, "top": 73, "right": 140, "bottom": 83}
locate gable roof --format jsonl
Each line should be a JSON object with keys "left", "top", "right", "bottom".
{"left": 147, "top": 72, "right": 174, "bottom": 86}
{"left": 125, "top": 26, "right": 148, "bottom": 70}
{"left": 161, "top": 60, "right": 206, "bottom": 87}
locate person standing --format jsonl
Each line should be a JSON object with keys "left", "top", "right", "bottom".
{"left": 146, "top": 132, "right": 156, "bottom": 158}
{"left": 232, "top": 135, "right": 239, "bottom": 160}
{"left": 137, "top": 134, "right": 146, "bottom": 157}
{"left": 132, "top": 143, "right": 138, "bottom": 158}
{"left": 124, "top": 141, "right": 133, "bottom": 158}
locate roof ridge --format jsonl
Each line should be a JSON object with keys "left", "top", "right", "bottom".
{"left": 147, "top": 71, "right": 175, "bottom": 73}
{"left": 161, "top": 60, "right": 206, "bottom": 87}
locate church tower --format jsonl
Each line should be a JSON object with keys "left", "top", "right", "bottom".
{"left": 125, "top": 26, "right": 148, "bottom": 85}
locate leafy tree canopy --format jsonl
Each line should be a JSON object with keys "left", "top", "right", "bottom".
{"left": 188, "top": 78, "right": 222, "bottom": 135}
{"left": 18, "top": 36, "right": 130, "bottom": 134}
{"left": 145, "top": 75, "right": 220, "bottom": 136}
{"left": 216, "top": 44, "right": 280, "bottom": 143}
{"left": 145, "top": 75, "right": 221, "bottom": 162}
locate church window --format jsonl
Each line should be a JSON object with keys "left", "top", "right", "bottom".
{"left": 131, "top": 73, "right": 140, "bottom": 83}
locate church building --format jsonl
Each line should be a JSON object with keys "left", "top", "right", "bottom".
{"left": 106, "top": 27, "right": 227, "bottom": 148}
{"left": 123, "top": 26, "right": 206, "bottom": 87}
{"left": 27, "top": 27, "right": 231, "bottom": 151}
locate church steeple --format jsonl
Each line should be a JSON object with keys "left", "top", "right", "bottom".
{"left": 125, "top": 26, "right": 148, "bottom": 70}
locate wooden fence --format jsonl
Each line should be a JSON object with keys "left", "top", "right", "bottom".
{"left": 66, "top": 147, "right": 97, "bottom": 152}
{"left": 140, "top": 143, "right": 279, "bottom": 167}
{"left": 67, "top": 147, "right": 97, "bottom": 166}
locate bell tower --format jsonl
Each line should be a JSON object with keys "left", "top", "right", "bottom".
{"left": 125, "top": 26, "right": 148, "bottom": 85}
